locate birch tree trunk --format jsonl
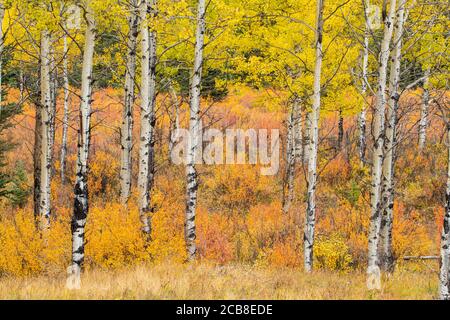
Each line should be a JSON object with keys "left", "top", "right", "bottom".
{"left": 294, "top": 101, "right": 303, "bottom": 163}
{"left": 60, "top": 35, "right": 70, "bottom": 184}
{"left": 418, "top": 69, "right": 430, "bottom": 151}
{"left": 283, "top": 99, "right": 301, "bottom": 214}
{"left": 367, "top": 0, "right": 397, "bottom": 289}
{"left": 120, "top": 1, "right": 139, "bottom": 205}
{"left": 439, "top": 122, "right": 450, "bottom": 300}
{"left": 38, "top": 30, "right": 53, "bottom": 231}
{"left": 137, "top": 0, "right": 157, "bottom": 236}
{"left": 185, "top": 0, "right": 206, "bottom": 261}
{"left": 168, "top": 82, "right": 180, "bottom": 156}
{"left": 67, "top": 5, "right": 95, "bottom": 289}
{"left": 379, "top": 0, "right": 406, "bottom": 273}
{"left": 337, "top": 110, "right": 344, "bottom": 150}
{"left": 283, "top": 104, "right": 296, "bottom": 214}
{"left": 304, "top": 0, "right": 324, "bottom": 273}
{"left": 34, "top": 110, "right": 42, "bottom": 219}
{"left": 358, "top": 0, "right": 370, "bottom": 165}
{"left": 49, "top": 44, "right": 57, "bottom": 167}
{"left": 303, "top": 111, "right": 311, "bottom": 163}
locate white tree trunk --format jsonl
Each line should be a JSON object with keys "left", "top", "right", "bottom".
{"left": 60, "top": 35, "right": 70, "bottom": 184}
{"left": 337, "top": 110, "right": 344, "bottom": 150}
{"left": 418, "top": 69, "right": 430, "bottom": 151}
{"left": 185, "top": 0, "right": 206, "bottom": 261}
{"left": 367, "top": 0, "right": 397, "bottom": 289}
{"left": 49, "top": 43, "right": 57, "bottom": 157}
{"left": 304, "top": 0, "right": 324, "bottom": 273}
{"left": 439, "top": 122, "right": 450, "bottom": 300}
{"left": 294, "top": 101, "right": 303, "bottom": 163}
{"left": 67, "top": 6, "right": 95, "bottom": 289}
{"left": 283, "top": 104, "right": 295, "bottom": 214}
{"left": 358, "top": 0, "right": 370, "bottom": 166}
{"left": 39, "top": 30, "right": 53, "bottom": 231}
{"left": 168, "top": 82, "right": 180, "bottom": 156}
{"left": 137, "top": 0, "right": 157, "bottom": 236}
{"left": 120, "top": 1, "right": 139, "bottom": 205}
{"left": 379, "top": 0, "right": 406, "bottom": 273}
{"left": 283, "top": 99, "right": 302, "bottom": 214}
{"left": 303, "top": 111, "right": 311, "bottom": 163}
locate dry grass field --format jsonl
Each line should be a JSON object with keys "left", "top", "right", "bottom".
{"left": 0, "top": 263, "right": 438, "bottom": 300}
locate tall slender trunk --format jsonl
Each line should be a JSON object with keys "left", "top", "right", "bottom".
{"left": 359, "top": 0, "right": 370, "bottom": 165}
{"left": 33, "top": 110, "right": 42, "bottom": 219}
{"left": 67, "top": 5, "right": 95, "bottom": 289}
{"left": 304, "top": 0, "right": 324, "bottom": 273}
{"left": 439, "top": 122, "right": 450, "bottom": 300}
{"left": 185, "top": 0, "right": 206, "bottom": 261}
{"left": 379, "top": 0, "right": 406, "bottom": 274}
{"left": 38, "top": 30, "right": 53, "bottom": 231}
{"left": 49, "top": 43, "right": 57, "bottom": 156}
{"left": 19, "top": 70, "right": 24, "bottom": 101}
{"left": 418, "top": 69, "right": 430, "bottom": 151}
{"left": 283, "top": 99, "right": 301, "bottom": 214}
{"left": 283, "top": 103, "right": 295, "bottom": 214}
{"left": 337, "top": 109, "right": 344, "bottom": 150}
{"left": 303, "top": 111, "right": 311, "bottom": 163}
{"left": 367, "top": 0, "right": 397, "bottom": 289}
{"left": 60, "top": 35, "right": 70, "bottom": 184}
{"left": 137, "top": 0, "right": 157, "bottom": 236}
{"left": 168, "top": 82, "right": 180, "bottom": 156}
{"left": 294, "top": 100, "right": 303, "bottom": 163}
{"left": 120, "top": 1, "right": 139, "bottom": 205}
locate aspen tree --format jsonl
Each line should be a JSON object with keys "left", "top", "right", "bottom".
{"left": 283, "top": 98, "right": 301, "bottom": 214}
{"left": 137, "top": 0, "right": 157, "bottom": 235}
{"left": 120, "top": 0, "right": 140, "bottom": 205}
{"left": 379, "top": 0, "right": 407, "bottom": 273}
{"left": 418, "top": 69, "right": 430, "bottom": 151}
{"left": 440, "top": 121, "right": 450, "bottom": 300}
{"left": 359, "top": 0, "right": 370, "bottom": 165}
{"left": 168, "top": 81, "right": 180, "bottom": 156}
{"left": 185, "top": 0, "right": 206, "bottom": 260}
{"left": 67, "top": 1, "right": 96, "bottom": 289}
{"left": 367, "top": 0, "right": 397, "bottom": 289}
{"left": 38, "top": 29, "right": 53, "bottom": 230}
{"left": 60, "top": 34, "right": 69, "bottom": 184}
{"left": 304, "top": 0, "right": 324, "bottom": 273}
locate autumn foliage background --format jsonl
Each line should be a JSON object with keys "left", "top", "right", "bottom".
{"left": 0, "top": 85, "right": 445, "bottom": 277}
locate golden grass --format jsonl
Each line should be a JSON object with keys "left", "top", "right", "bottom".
{"left": 0, "top": 263, "right": 438, "bottom": 300}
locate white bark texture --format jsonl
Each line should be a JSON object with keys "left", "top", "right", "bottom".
{"left": 440, "top": 123, "right": 450, "bottom": 300}
{"left": 137, "top": 0, "right": 157, "bottom": 236}
{"left": 39, "top": 31, "right": 53, "bottom": 231}
{"left": 120, "top": 1, "right": 140, "bottom": 205}
{"left": 418, "top": 69, "right": 430, "bottom": 151}
{"left": 294, "top": 101, "right": 303, "bottom": 163}
{"left": 379, "top": 0, "right": 406, "bottom": 273}
{"left": 185, "top": 0, "right": 206, "bottom": 261}
{"left": 168, "top": 82, "right": 180, "bottom": 156}
{"left": 358, "top": 0, "right": 370, "bottom": 165}
{"left": 60, "top": 35, "right": 70, "bottom": 184}
{"left": 304, "top": 0, "right": 324, "bottom": 273}
{"left": 367, "top": 0, "right": 397, "bottom": 289}
{"left": 67, "top": 5, "right": 96, "bottom": 289}
{"left": 283, "top": 105, "right": 295, "bottom": 214}
{"left": 283, "top": 99, "right": 301, "bottom": 214}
